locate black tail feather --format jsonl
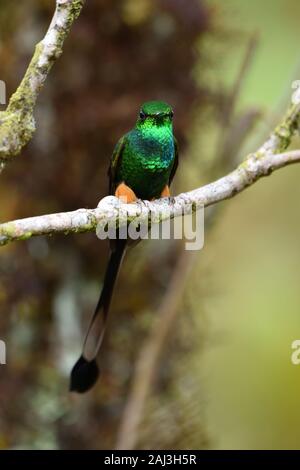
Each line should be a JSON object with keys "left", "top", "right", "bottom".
{"left": 70, "top": 355, "right": 99, "bottom": 393}
{"left": 69, "top": 239, "right": 126, "bottom": 393}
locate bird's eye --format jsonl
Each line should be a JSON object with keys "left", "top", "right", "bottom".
{"left": 139, "top": 111, "right": 146, "bottom": 119}
{"left": 169, "top": 110, "right": 174, "bottom": 118}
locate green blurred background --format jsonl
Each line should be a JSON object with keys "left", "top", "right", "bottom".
{"left": 0, "top": 0, "right": 300, "bottom": 450}
{"left": 202, "top": 0, "right": 300, "bottom": 450}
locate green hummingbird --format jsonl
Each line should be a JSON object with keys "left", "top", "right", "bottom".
{"left": 70, "top": 101, "right": 178, "bottom": 393}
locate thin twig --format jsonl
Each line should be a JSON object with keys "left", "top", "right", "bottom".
{"left": 227, "top": 33, "right": 259, "bottom": 118}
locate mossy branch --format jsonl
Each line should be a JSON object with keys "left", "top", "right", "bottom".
{"left": 0, "top": 0, "right": 85, "bottom": 172}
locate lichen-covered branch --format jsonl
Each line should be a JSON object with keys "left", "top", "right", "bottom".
{"left": 0, "top": 146, "right": 300, "bottom": 247}
{"left": 0, "top": 0, "right": 85, "bottom": 172}
{"left": 258, "top": 96, "right": 300, "bottom": 155}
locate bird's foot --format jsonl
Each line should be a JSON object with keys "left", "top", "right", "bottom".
{"left": 115, "top": 182, "right": 137, "bottom": 203}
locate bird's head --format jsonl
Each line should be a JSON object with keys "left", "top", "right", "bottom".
{"left": 137, "top": 101, "right": 174, "bottom": 129}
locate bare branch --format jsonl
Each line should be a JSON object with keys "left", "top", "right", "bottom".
{"left": 0, "top": 84, "right": 300, "bottom": 246}
{"left": 115, "top": 248, "right": 197, "bottom": 450}
{"left": 0, "top": 0, "right": 85, "bottom": 172}
{"left": 0, "top": 148, "right": 300, "bottom": 247}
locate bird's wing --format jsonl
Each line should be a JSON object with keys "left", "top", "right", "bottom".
{"left": 169, "top": 137, "right": 179, "bottom": 185}
{"left": 108, "top": 135, "right": 126, "bottom": 195}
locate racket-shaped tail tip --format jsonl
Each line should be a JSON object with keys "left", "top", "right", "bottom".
{"left": 69, "top": 355, "right": 100, "bottom": 393}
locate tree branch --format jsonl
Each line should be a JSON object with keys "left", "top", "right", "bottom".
{"left": 0, "top": 148, "right": 300, "bottom": 247}
{"left": 0, "top": 0, "right": 85, "bottom": 172}
{"left": 0, "top": 85, "right": 300, "bottom": 246}
{"left": 115, "top": 248, "right": 197, "bottom": 450}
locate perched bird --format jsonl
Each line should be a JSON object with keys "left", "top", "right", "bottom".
{"left": 70, "top": 101, "right": 178, "bottom": 393}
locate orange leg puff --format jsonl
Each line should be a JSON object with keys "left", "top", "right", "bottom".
{"left": 160, "top": 185, "right": 170, "bottom": 198}
{"left": 115, "top": 182, "right": 137, "bottom": 203}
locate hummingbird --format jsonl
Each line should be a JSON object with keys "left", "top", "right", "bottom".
{"left": 70, "top": 101, "right": 178, "bottom": 393}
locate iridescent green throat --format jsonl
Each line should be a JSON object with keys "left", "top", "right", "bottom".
{"left": 116, "top": 101, "right": 176, "bottom": 200}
